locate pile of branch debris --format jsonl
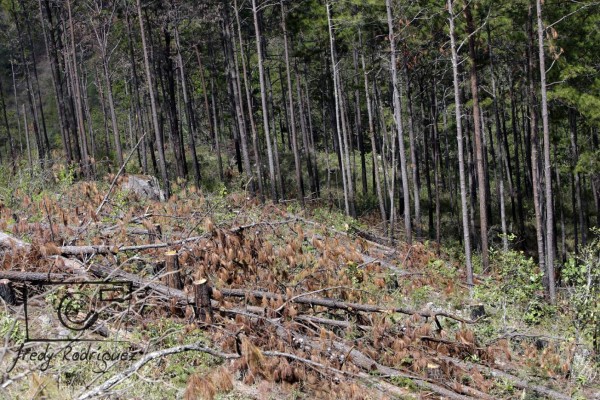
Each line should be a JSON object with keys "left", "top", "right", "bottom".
{"left": 0, "top": 186, "right": 576, "bottom": 399}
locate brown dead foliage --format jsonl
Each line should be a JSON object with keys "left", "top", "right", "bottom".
{"left": 0, "top": 183, "right": 578, "bottom": 399}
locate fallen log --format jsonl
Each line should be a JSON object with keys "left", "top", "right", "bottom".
{"left": 0, "top": 271, "right": 71, "bottom": 282}
{"left": 0, "top": 233, "right": 89, "bottom": 274}
{"left": 438, "top": 355, "right": 572, "bottom": 400}
{"left": 218, "top": 287, "right": 475, "bottom": 324}
{"left": 55, "top": 235, "right": 208, "bottom": 255}
{"left": 273, "top": 325, "right": 479, "bottom": 400}
{"left": 0, "top": 232, "right": 29, "bottom": 251}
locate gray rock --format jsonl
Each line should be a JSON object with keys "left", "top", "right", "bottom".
{"left": 122, "top": 175, "right": 166, "bottom": 201}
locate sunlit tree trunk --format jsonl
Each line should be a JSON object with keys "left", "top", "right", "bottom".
{"left": 386, "top": 0, "right": 412, "bottom": 244}
{"left": 252, "top": 0, "right": 277, "bottom": 201}
{"left": 536, "top": 0, "right": 556, "bottom": 302}
{"left": 448, "top": 0, "right": 473, "bottom": 286}
{"left": 136, "top": 0, "right": 170, "bottom": 197}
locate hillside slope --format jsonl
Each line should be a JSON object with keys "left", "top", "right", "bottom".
{"left": 0, "top": 178, "right": 597, "bottom": 399}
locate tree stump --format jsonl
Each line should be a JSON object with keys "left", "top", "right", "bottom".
{"left": 470, "top": 304, "right": 486, "bottom": 320}
{"left": 426, "top": 363, "right": 442, "bottom": 381}
{"left": 0, "top": 279, "right": 16, "bottom": 305}
{"left": 149, "top": 224, "right": 162, "bottom": 243}
{"left": 193, "top": 279, "right": 213, "bottom": 323}
{"left": 163, "top": 251, "right": 182, "bottom": 290}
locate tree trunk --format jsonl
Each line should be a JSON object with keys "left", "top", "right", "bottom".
{"left": 360, "top": 31, "right": 387, "bottom": 232}
{"left": 404, "top": 63, "right": 421, "bottom": 238}
{"left": 487, "top": 24, "right": 509, "bottom": 252}
{"left": 174, "top": 24, "right": 201, "bottom": 188}
{"left": 0, "top": 79, "right": 15, "bottom": 171}
{"left": 464, "top": 4, "right": 489, "bottom": 270}
{"left": 209, "top": 75, "right": 224, "bottom": 182}
{"left": 136, "top": 0, "right": 170, "bottom": 197}
{"left": 67, "top": 0, "right": 91, "bottom": 178}
{"left": 327, "top": 3, "right": 351, "bottom": 216}
{"left": 386, "top": 0, "right": 412, "bottom": 244}
{"left": 162, "top": 26, "right": 187, "bottom": 181}
{"left": 39, "top": 0, "right": 71, "bottom": 165}
{"left": 353, "top": 44, "right": 368, "bottom": 197}
{"left": 296, "top": 63, "right": 316, "bottom": 198}
{"left": 536, "top": 0, "right": 556, "bottom": 302}
{"left": 252, "top": 0, "right": 277, "bottom": 202}
{"left": 569, "top": 110, "right": 586, "bottom": 248}
{"left": 233, "top": 0, "right": 264, "bottom": 200}
{"left": 448, "top": 0, "right": 473, "bottom": 286}
{"left": 281, "top": 1, "right": 304, "bottom": 207}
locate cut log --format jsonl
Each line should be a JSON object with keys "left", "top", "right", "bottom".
{"left": 163, "top": 251, "right": 182, "bottom": 290}
{"left": 217, "top": 287, "right": 475, "bottom": 324}
{"left": 193, "top": 279, "right": 213, "bottom": 323}
{"left": 0, "top": 233, "right": 88, "bottom": 275}
{"left": 56, "top": 245, "right": 114, "bottom": 256}
{"left": 0, "top": 271, "right": 72, "bottom": 282}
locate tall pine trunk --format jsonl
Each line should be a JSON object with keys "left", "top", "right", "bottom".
{"left": 536, "top": 0, "right": 556, "bottom": 302}
{"left": 252, "top": 0, "right": 277, "bottom": 201}
{"left": 386, "top": 0, "right": 412, "bottom": 244}
{"left": 137, "top": 0, "right": 170, "bottom": 197}
{"left": 448, "top": 0, "right": 473, "bottom": 286}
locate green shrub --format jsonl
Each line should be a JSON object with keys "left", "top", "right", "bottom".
{"left": 562, "top": 228, "right": 600, "bottom": 352}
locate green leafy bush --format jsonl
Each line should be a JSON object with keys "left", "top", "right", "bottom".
{"left": 562, "top": 228, "right": 600, "bottom": 352}
{"left": 475, "top": 249, "right": 552, "bottom": 325}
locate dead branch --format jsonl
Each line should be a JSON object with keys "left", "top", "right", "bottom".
{"left": 55, "top": 245, "right": 115, "bottom": 255}
{"left": 77, "top": 343, "right": 238, "bottom": 400}
{"left": 56, "top": 235, "right": 208, "bottom": 255}
{"left": 0, "top": 232, "right": 29, "bottom": 251}
{"left": 438, "top": 355, "right": 572, "bottom": 400}
{"left": 218, "top": 287, "right": 476, "bottom": 324}
{"left": 294, "top": 315, "right": 370, "bottom": 332}
{"left": 273, "top": 325, "right": 477, "bottom": 400}
{"left": 95, "top": 133, "right": 147, "bottom": 216}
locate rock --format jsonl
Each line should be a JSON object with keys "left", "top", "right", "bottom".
{"left": 122, "top": 175, "right": 166, "bottom": 201}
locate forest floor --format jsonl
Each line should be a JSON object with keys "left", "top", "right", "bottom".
{"left": 0, "top": 170, "right": 598, "bottom": 399}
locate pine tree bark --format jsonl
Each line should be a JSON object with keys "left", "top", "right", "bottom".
{"left": 327, "top": 3, "right": 351, "bottom": 216}
{"left": 448, "top": 0, "right": 473, "bottom": 286}
{"left": 136, "top": 0, "right": 170, "bottom": 197}
{"left": 360, "top": 32, "right": 387, "bottom": 232}
{"left": 233, "top": 0, "right": 263, "bottom": 199}
{"left": 174, "top": 24, "right": 200, "bottom": 188}
{"left": 536, "top": 0, "right": 556, "bottom": 302}
{"left": 464, "top": 4, "right": 489, "bottom": 270}
{"left": 281, "top": 1, "right": 304, "bottom": 207}
{"left": 252, "top": 0, "right": 277, "bottom": 202}
{"left": 386, "top": 0, "right": 412, "bottom": 244}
